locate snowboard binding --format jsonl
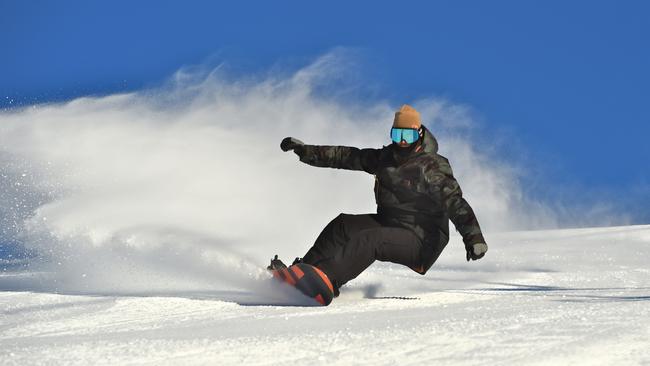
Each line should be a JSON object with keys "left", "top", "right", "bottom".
{"left": 266, "top": 255, "right": 304, "bottom": 270}
{"left": 267, "top": 255, "right": 288, "bottom": 271}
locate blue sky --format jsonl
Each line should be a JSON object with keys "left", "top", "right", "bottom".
{"left": 2, "top": 0, "right": 649, "bottom": 222}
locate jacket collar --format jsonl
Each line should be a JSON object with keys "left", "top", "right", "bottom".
{"left": 419, "top": 125, "right": 439, "bottom": 154}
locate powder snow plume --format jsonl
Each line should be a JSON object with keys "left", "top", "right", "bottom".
{"left": 0, "top": 52, "right": 558, "bottom": 297}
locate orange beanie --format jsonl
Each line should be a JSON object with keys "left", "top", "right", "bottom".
{"left": 393, "top": 104, "right": 421, "bottom": 129}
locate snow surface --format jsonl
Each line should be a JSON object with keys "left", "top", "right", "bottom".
{"left": 2, "top": 225, "right": 649, "bottom": 365}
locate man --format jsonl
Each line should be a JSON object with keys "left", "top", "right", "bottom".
{"left": 273, "top": 105, "right": 488, "bottom": 296}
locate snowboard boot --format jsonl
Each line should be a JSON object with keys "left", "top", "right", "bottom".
{"left": 291, "top": 257, "right": 339, "bottom": 297}
{"left": 267, "top": 255, "right": 288, "bottom": 271}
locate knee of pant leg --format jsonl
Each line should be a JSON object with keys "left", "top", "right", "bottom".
{"left": 333, "top": 213, "right": 353, "bottom": 232}
{"left": 329, "top": 213, "right": 346, "bottom": 227}
{"left": 411, "top": 246, "right": 443, "bottom": 275}
{"left": 409, "top": 264, "right": 429, "bottom": 275}
{"left": 374, "top": 237, "right": 427, "bottom": 273}
{"left": 334, "top": 213, "right": 350, "bottom": 222}
{"left": 322, "top": 213, "right": 347, "bottom": 233}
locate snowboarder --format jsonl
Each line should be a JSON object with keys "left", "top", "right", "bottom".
{"left": 271, "top": 104, "right": 488, "bottom": 298}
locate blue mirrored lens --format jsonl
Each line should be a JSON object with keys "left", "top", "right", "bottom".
{"left": 402, "top": 129, "right": 419, "bottom": 143}
{"left": 391, "top": 128, "right": 419, "bottom": 143}
{"left": 391, "top": 128, "right": 402, "bottom": 142}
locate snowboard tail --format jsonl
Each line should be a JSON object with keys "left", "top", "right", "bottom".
{"left": 272, "top": 263, "right": 334, "bottom": 306}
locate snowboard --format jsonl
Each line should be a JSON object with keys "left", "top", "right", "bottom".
{"left": 270, "top": 263, "right": 335, "bottom": 306}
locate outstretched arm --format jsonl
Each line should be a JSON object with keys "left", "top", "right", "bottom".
{"left": 281, "top": 137, "right": 381, "bottom": 174}
{"left": 299, "top": 145, "right": 381, "bottom": 174}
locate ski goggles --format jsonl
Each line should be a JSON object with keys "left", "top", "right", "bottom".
{"left": 390, "top": 127, "right": 420, "bottom": 144}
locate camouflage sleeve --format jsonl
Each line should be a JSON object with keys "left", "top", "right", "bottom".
{"left": 437, "top": 157, "right": 486, "bottom": 246}
{"left": 297, "top": 145, "right": 381, "bottom": 174}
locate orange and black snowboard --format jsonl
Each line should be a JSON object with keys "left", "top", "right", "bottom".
{"left": 270, "top": 263, "right": 335, "bottom": 306}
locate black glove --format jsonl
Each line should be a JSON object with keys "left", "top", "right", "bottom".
{"left": 280, "top": 137, "right": 305, "bottom": 156}
{"left": 466, "top": 242, "right": 488, "bottom": 261}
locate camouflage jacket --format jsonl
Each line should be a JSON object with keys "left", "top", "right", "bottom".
{"left": 297, "top": 126, "right": 486, "bottom": 272}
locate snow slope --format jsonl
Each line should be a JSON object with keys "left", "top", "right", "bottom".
{"left": 2, "top": 225, "right": 649, "bottom": 365}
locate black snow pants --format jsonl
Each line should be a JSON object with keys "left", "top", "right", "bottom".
{"left": 302, "top": 213, "right": 424, "bottom": 290}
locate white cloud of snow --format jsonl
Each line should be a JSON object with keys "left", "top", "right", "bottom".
{"left": 0, "top": 52, "right": 612, "bottom": 295}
